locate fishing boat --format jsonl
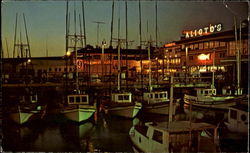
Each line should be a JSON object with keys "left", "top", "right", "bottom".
{"left": 129, "top": 121, "right": 219, "bottom": 153}
{"left": 101, "top": 91, "right": 142, "bottom": 118}
{"left": 61, "top": 91, "right": 96, "bottom": 123}
{"left": 101, "top": 37, "right": 141, "bottom": 118}
{"left": 139, "top": 90, "right": 179, "bottom": 115}
{"left": 224, "top": 100, "right": 248, "bottom": 134}
{"left": 9, "top": 89, "right": 46, "bottom": 124}
{"left": 183, "top": 87, "right": 243, "bottom": 110}
{"left": 129, "top": 76, "right": 220, "bottom": 153}
{"left": 136, "top": 38, "right": 178, "bottom": 115}
{"left": 61, "top": 2, "right": 96, "bottom": 122}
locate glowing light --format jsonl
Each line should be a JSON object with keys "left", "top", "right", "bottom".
{"left": 198, "top": 54, "right": 210, "bottom": 60}
{"left": 66, "top": 51, "right": 71, "bottom": 56}
{"left": 27, "top": 59, "right": 31, "bottom": 63}
{"left": 164, "top": 42, "right": 176, "bottom": 47}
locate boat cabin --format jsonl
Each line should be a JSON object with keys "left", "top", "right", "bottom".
{"left": 195, "top": 88, "right": 216, "bottom": 96}
{"left": 226, "top": 103, "right": 248, "bottom": 133}
{"left": 111, "top": 92, "right": 132, "bottom": 103}
{"left": 143, "top": 91, "right": 169, "bottom": 103}
{"left": 132, "top": 121, "right": 218, "bottom": 152}
{"left": 20, "top": 94, "right": 38, "bottom": 103}
{"left": 67, "top": 94, "right": 89, "bottom": 105}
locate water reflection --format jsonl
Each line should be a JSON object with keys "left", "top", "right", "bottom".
{"left": 60, "top": 122, "right": 95, "bottom": 151}
{"left": 2, "top": 105, "right": 248, "bottom": 152}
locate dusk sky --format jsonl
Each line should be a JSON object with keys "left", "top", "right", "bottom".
{"left": 2, "top": 0, "right": 248, "bottom": 57}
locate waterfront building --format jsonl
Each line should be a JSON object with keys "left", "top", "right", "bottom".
{"left": 160, "top": 23, "right": 248, "bottom": 93}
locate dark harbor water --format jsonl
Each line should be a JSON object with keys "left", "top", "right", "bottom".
{"left": 2, "top": 104, "right": 248, "bottom": 152}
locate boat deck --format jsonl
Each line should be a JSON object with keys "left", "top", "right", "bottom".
{"left": 146, "top": 121, "right": 216, "bottom": 133}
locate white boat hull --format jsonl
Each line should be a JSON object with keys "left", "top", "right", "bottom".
{"left": 104, "top": 104, "right": 141, "bottom": 118}
{"left": 10, "top": 112, "right": 35, "bottom": 124}
{"left": 142, "top": 102, "right": 177, "bottom": 115}
{"left": 184, "top": 94, "right": 236, "bottom": 110}
{"left": 62, "top": 107, "right": 96, "bottom": 122}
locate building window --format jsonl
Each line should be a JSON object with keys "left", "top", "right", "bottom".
{"left": 199, "top": 43, "right": 203, "bottom": 49}
{"left": 204, "top": 42, "right": 209, "bottom": 49}
{"left": 49, "top": 68, "right": 52, "bottom": 72}
{"left": 194, "top": 44, "right": 199, "bottom": 50}
{"left": 219, "top": 53, "right": 225, "bottom": 58}
{"left": 69, "top": 68, "right": 72, "bottom": 72}
{"left": 59, "top": 68, "right": 61, "bottom": 72}
{"left": 209, "top": 41, "right": 214, "bottom": 48}
{"left": 93, "top": 55, "right": 101, "bottom": 59}
{"left": 229, "top": 41, "right": 236, "bottom": 56}
{"left": 189, "top": 44, "right": 194, "bottom": 50}
{"left": 220, "top": 42, "right": 226, "bottom": 47}
{"left": 214, "top": 41, "right": 219, "bottom": 48}
{"left": 55, "top": 68, "right": 57, "bottom": 72}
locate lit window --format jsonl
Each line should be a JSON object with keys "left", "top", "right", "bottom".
{"left": 204, "top": 42, "right": 209, "bottom": 49}
{"left": 199, "top": 43, "right": 203, "bottom": 49}
{"left": 209, "top": 41, "right": 214, "bottom": 48}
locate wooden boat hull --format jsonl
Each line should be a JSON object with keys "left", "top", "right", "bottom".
{"left": 62, "top": 106, "right": 96, "bottom": 122}
{"left": 142, "top": 102, "right": 177, "bottom": 115}
{"left": 103, "top": 103, "right": 141, "bottom": 118}
{"left": 184, "top": 94, "right": 237, "bottom": 110}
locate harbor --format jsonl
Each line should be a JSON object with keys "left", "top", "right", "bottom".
{"left": 1, "top": 0, "right": 249, "bottom": 152}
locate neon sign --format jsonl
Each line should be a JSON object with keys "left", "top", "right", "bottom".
{"left": 184, "top": 24, "right": 222, "bottom": 38}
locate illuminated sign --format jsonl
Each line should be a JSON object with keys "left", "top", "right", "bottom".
{"left": 164, "top": 42, "right": 176, "bottom": 47}
{"left": 198, "top": 54, "right": 210, "bottom": 60}
{"left": 184, "top": 24, "right": 222, "bottom": 38}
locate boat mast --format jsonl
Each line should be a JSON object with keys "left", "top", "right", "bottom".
{"left": 148, "top": 41, "right": 152, "bottom": 92}
{"left": 23, "top": 13, "right": 31, "bottom": 59}
{"left": 13, "top": 13, "right": 18, "bottom": 58}
{"left": 117, "top": 3, "right": 121, "bottom": 91}
{"left": 74, "top": 2, "right": 80, "bottom": 93}
{"left": 110, "top": 0, "right": 114, "bottom": 48}
{"left": 82, "top": 0, "right": 87, "bottom": 47}
{"left": 139, "top": 0, "right": 143, "bottom": 90}
{"left": 65, "top": 0, "right": 69, "bottom": 96}
{"left": 211, "top": 49, "right": 215, "bottom": 89}
{"left": 155, "top": 0, "right": 158, "bottom": 48}
{"left": 168, "top": 75, "right": 174, "bottom": 123}
{"left": 125, "top": 0, "right": 128, "bottom": 89}
{"left": 5, "top": 38, "right": 9, "bottom": 58}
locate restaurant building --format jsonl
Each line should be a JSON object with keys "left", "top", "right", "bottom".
{"left": 160, "top": 22, "right": 249, "bottom": 93}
